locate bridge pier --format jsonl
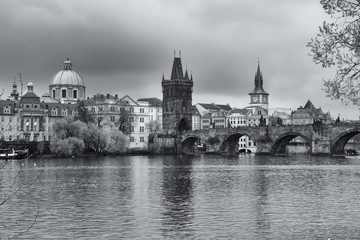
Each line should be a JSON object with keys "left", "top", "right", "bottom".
{"left": 255, "top": 141, "right": 272, "bottom": 155}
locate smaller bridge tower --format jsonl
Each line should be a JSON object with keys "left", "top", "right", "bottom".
{"left": 162, "top": 51, "right": 193, "bottom": 133}
{"left": 249, "top": 62, "right": 269, "bottom": 110}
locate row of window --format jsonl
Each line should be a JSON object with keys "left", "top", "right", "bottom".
{"left": 230, "top": 119, "right": 246, "bottom": 124}
{"left": 93, "top": 107, "right": 145, "bottom": 113}
{"left": 129, "top": 126, "right": 145, "bottom": 132}
{"left": 53, "top": 89, "right": 80, "bottom": 99}
{"left": 213, "top": 119, "right": 224, "bottom": 123}
{"left": 130, "top": 136, "right": 145, "bottom": 142}
{"left": 239, "top": 142, "right": 256, "bottom": 148}
{"left": 24, "top": 104, "right": 39, "bottom": 109}
{"left": 51, "top": 108, "right": 78, "bottom": 116}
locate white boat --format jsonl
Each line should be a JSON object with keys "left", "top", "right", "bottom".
{"left": 0, "top": 148, "right": 29, "bottom": 160}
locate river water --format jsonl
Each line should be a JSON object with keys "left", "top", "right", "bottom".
{"left": 1, "top": 154, "right": 360, "bottom": 239}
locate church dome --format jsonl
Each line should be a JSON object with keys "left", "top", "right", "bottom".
{"left": 50, "top": 58, "right": 85, "bottom": 87}
{"left": 49, "top": 58, "right": 86, "bottom": 104}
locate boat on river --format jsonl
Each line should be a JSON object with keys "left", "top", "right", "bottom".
{"left": 0, "top": 148, "right": 29, "bottom": 160}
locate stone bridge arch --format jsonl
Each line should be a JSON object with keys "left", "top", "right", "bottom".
{"left": 182, "top": 135, "right": 202, "bottom": 154}
{"left": 219, "top": 132, "right": 256, "bottom": 154}
{"left": 272, "top": 132, "right": 311, "bottom": 155}
{"left": 331, "top": 128, "right": 360, "bottom": 156}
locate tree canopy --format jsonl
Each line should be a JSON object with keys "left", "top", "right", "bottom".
{"left": 307, "top": 0, "right": 360, "bottom": 106}
{"left": 50, "top": 116, "right": 128, "bottom": 156}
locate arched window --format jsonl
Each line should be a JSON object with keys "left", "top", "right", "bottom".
{"left": 73, "top": 90, "right": 77, "bottom": 99}
{"left": 61, "top": 108, "right": 68, "bottom": 116}
{"left": 72, "top": 109, "right": 78, "bottom": 117}
{"left": 62, "top": 89, "right": 66, "bottom": 98}
{"left": 51, "top": 108, "right": 58, "bottom": 115}
{"left": 3, "top": 105, "right": 11, "bottom": 114}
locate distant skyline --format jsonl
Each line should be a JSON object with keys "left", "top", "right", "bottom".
{"left": 0, "top": 0, "right": 358, "bottom": 120}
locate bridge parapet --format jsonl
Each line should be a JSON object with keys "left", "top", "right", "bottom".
{"left": 180, "top": 123, "right": 360, "bottom": 156}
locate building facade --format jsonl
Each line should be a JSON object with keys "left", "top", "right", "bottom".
{"left": 291, "top": 100, "right": 332, "bottom": 125}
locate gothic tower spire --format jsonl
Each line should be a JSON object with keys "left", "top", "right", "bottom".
{"left": 249, "top": 61, "right": 269, "bottom": 109}
{"left": 162, "top": 52, "right": 193, "bottom": 132}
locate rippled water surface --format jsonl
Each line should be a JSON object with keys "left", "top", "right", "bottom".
{"left": 1, "top": 154, "right": 360, "bottom": 239}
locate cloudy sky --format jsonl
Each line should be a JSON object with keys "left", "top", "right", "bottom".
{"left": 0, "top": 0, "right": 358, "bottom": 120}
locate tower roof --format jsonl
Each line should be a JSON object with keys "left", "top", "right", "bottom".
{"left": 171, "top": 57, "right": 184, "bottom": 80}
{"left": 304, "top": 99, "right": 316, "bottom": 109}
{"left": 249, "top": 62, "right": 269, "bottom": 95}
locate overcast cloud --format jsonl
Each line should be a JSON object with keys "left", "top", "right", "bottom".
{"left": 0, "top": 0, "right": 358, "bottom": 120}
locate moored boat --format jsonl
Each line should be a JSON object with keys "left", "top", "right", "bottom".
{"left": 0, "top": 148, "right": 29, "bottom": 160}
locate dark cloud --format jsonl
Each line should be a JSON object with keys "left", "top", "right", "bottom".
{"left": 0, "top": 0, "right": 357, "bottom": 119}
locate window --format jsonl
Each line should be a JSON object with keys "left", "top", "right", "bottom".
{"left": 140, "top": 108, "right": 144, "bottom": 113}
{"left": 25, "top": 105, "right": 30, "bottom": 109}
{"left": 53, "top": 89, "right": 56, "bottom": 98}
{"left": 61, "top": 108, "right": 68, "bottom": 116}
{"left": 130, "top": 126, "right": 134, "bottom": 132}
{"left": 130, "top": 137, "right": 135, "bottom": 142}
{"left": 72, "top": 109, "right": 78, "bottom": 117}
{"left": 140, "top": 126, "right": 144, "bottom": 132}
{"left": 140, "top": 137, "right": 144, "bottom": 142}
{"left": 51, "top": 108, "right": 58, "bottom": 115}
{"left": 110, "top": 116, "right": 116, "bottom": 122}
{"left": 140, "top": 117, "right": 144, "bottom": 123}
{"left": 4, "top": 105, "right": 11, "bottom": 114}
{"left": 73, "top": 90, "right": 77, "bottom": 99}
{"left": 130, "top": 107, "right": 134, "bottom": 113}
{"left": 62, "top": 89, "right": 67, "bottom": 98}
{"left": 130, "top": 117, "right": 134, "bottom": 122}
{"left": 25, "top": 120, "right": 30, "bottom": 132}
{"left": 110, "top": 106, "right": 116, "bottom": 112}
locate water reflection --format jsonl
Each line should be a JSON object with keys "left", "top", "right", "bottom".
{"left": 160, "top": 155, "right": 194, "bottom": 239}
{"left": 2, "top": 154, "right": 360, "bottom": 239}
{"left": 253, "top": 167, "right": 271, "bottom": 237}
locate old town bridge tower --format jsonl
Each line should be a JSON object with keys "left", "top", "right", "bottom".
{"left": 162, "top": 52, "right": 193, "bottom": 133}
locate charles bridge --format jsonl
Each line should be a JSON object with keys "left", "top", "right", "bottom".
{"left": 179, "top": 123, "right": 360, "bottom": 156}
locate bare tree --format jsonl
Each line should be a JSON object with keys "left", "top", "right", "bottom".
{"left": 0, "top": 160, "right": 43, "bottom": 239}
{"left": 307, "top": 0, "right": 360, "bottom": 105}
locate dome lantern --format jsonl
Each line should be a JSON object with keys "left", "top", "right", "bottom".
{"left": 63, "top": 57, "right": 72, "bottom": 70}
